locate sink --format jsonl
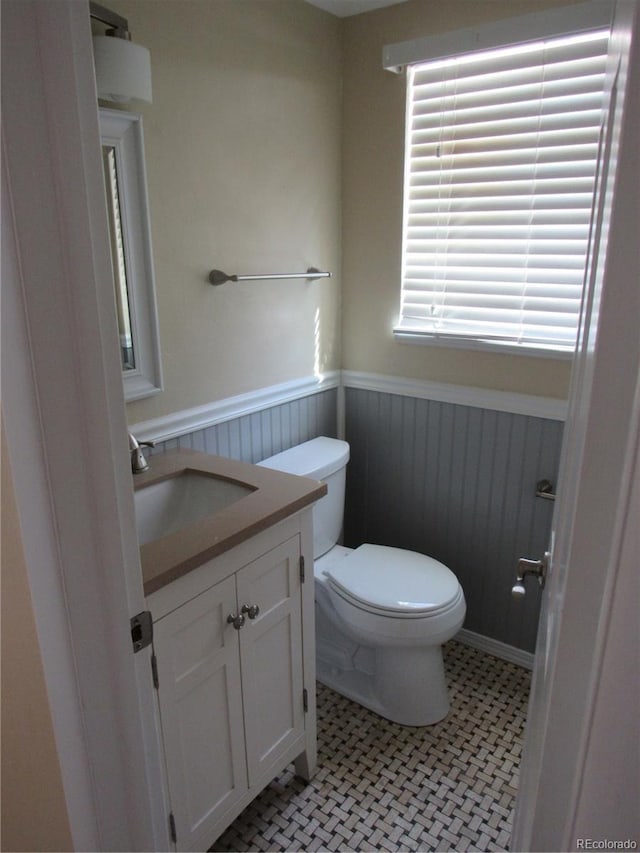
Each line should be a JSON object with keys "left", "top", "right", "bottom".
{"left": 135, "top": 470, "right": 255, "bottom": 545}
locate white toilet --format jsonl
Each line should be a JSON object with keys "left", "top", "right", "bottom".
{"left": 258, "top": 436, "right": 466, "bottom": 726}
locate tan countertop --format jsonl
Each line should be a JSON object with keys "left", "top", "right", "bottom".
{"left": 134, "top": 449, "right": 326, "bottom": 595}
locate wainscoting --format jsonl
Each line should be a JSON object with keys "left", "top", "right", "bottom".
{"left": 145, "top": 386, "right": 338, "bottom": 463}
{"left": 343, "top": 386, "right": 564, "bottom": 654}
{"left": 132, "top": 371, "right": 565, "bottom": 657}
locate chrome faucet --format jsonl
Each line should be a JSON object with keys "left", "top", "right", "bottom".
{"left": 128, "top": 431, "right": 155, "bottom": 474}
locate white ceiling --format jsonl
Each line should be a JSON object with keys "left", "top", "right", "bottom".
{"left": 305, "top": 0, "right": 410, "bottom": 18}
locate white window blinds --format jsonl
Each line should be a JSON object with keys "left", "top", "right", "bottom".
{"left": 396, "top": 30, "right": 609, "bottom": 353}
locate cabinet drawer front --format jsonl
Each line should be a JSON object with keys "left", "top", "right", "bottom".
{"left": 237, "top": 536, "right": 305, "bottom": 786}
{"left": 154, "top": 575, "right": 247, "bottom": 850}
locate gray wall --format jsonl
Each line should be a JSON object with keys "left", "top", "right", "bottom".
{"left": 343, "top": 388, "right": 563, "bottom": 653}
{"left": 149, "top": 389, "right": 338, "bottom": 464}
{"left": 148, "top": 383, "right": 562, "bottom": 653}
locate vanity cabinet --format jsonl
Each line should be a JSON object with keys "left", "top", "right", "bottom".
{"left": 147, "top": 512, "right": 316, "bottom": 852}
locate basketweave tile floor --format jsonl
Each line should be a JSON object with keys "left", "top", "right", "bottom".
{"left": 211, "top": 640, "right": 530, "bottom": 853}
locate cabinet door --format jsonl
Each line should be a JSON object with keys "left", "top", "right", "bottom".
{"left": 237, "top": 536, "right": 305, "bottom": 787}
{"left": 153, "top": 575, "right": 247, "bottom": 852}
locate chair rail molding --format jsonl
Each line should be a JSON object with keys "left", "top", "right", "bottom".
{"left": 130, "top": 372, "right": 341, "bottom": 444}
{"left": 341, "top": 371, "right": 568, "bottom": 421}
{"left": 130, "top": 370, "right": 566, "bottom": 447}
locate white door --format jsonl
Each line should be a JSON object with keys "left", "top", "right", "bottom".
{"left": 153, "top": 576, "right": 248, "bottom": 852}
{"left": 511, "top": 2, "right": 640, "bottom": 849}
{"left": 238, "top": 537, "right": 306, "bottom": 787}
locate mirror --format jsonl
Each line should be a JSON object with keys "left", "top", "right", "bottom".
{"left": 99, "top": 108, "right": 162, "bottom": 401}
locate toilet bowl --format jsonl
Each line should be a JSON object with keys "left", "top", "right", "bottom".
{"left": 258, "top": 437, "right": 466, "bottom": 726}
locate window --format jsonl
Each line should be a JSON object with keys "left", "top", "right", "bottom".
{"left": 390, "top": 21, "right": 610, "bottom": 356}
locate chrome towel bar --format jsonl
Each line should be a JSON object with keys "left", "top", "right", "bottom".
{"left": 209, "top": 267, "right": 331, "bottom": 286}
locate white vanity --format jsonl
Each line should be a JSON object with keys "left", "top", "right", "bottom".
{"left": 134, "top": 450, "right": 325, "bottom": 851}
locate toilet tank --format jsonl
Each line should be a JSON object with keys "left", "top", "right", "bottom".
{"left": 257, "top": 437, "right": 350, "bottom": 558}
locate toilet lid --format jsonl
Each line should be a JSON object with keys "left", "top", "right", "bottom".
{"left": 326, "top": 544, "right": 460, "bottom": 616}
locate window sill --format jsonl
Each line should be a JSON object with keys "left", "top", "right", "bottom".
{"left": 393, "top": 330, "right": 575, "bottom": 361}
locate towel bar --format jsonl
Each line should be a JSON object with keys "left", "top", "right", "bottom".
{"left": 209, "top": 267, "right": 331, "bottom": 286}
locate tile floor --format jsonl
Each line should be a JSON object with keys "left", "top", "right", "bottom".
{"left": 212, "top": 641, "right": 531, "bottom": 852}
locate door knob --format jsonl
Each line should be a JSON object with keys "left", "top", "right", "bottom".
{"left": 241, "top": 604, "right": 260, "bottom": 620}
{"left": 511, "top": 553, "right": 549, "bottom": 599}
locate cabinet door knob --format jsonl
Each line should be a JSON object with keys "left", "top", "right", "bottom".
{"left": 227, "top": 613, "right": 245, "bottom": 630}
{"left": 241, "top": 604, "right": 260, "bottom": 620}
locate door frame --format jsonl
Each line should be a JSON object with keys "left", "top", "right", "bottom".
{"left": 3, "top": 1, "right": 638, "bottom": 851}
{"left": 511, "top": 0, "right": 640, "bottom": 848}
{"left": 2, "top": 1, "right": 166, "bottom": 849}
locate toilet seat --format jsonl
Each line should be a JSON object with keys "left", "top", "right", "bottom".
{"left": 326, "top": 544, "right": 462, "bottom": 619}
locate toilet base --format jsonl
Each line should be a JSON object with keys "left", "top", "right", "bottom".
{"left": 313, "top": 546, "right": 462, "bottom": 726}
{"left": 316, "top": 632, "right": 450, "bottom": 726}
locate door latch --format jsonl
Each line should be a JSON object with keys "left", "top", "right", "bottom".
{"left": 130, "top": 610, "right": 153, "bottom": 652}
{"left": 511, "top": 552, "right": 549, "bottom": 599}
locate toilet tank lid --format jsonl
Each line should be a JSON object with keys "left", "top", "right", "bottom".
{"left": 257, "top": 436, "right": 349, "bottom": 481}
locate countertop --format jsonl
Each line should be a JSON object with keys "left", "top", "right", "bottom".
{"left": 134, "top": 449, "right": 327, "bottom": 595}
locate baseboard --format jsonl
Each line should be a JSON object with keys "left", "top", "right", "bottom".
{"left": 455, "top": 628, "right": 534, "bottom": 671}
{"left": 130, "top": 371, "right": 341, "bottom": 444}
{"left": 342, "top": 370, "right": 567, "bottom": 421}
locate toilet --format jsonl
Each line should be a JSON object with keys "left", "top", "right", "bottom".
{"left": 258, "top": 436, "right": 466, "bottom": 726}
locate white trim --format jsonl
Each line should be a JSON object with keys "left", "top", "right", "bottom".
{"left": 383, "top": 0, "right": 613, "bottom": 72}
{"left": 2, "top": 3, "right": 161, "bottom": 848}
{"left": 3, "top": 140, "right": 100, "bottom": 852}
{"left": 513, "top": 2, "right": 640, "bottom": 844}
{"left": 456, "top": 629, "right": 534, "bottom": 671}
{"left": 130, "top": 371, "right": 341, "bottom": 443}
{"left": 342, "top": 370, "right": 568, "bottom": 421}
{"left": 393, "top": 331, "right": 576, "bottom": 361}
{"left": 131, "top": 368, "right": 565, "bottom": 448}
{"left": 99, "top": 108, "right": 163, "bottom": 402}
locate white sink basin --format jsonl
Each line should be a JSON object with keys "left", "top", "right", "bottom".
{"left": 135, "top": 471, "right": 254, "bottom": 545}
